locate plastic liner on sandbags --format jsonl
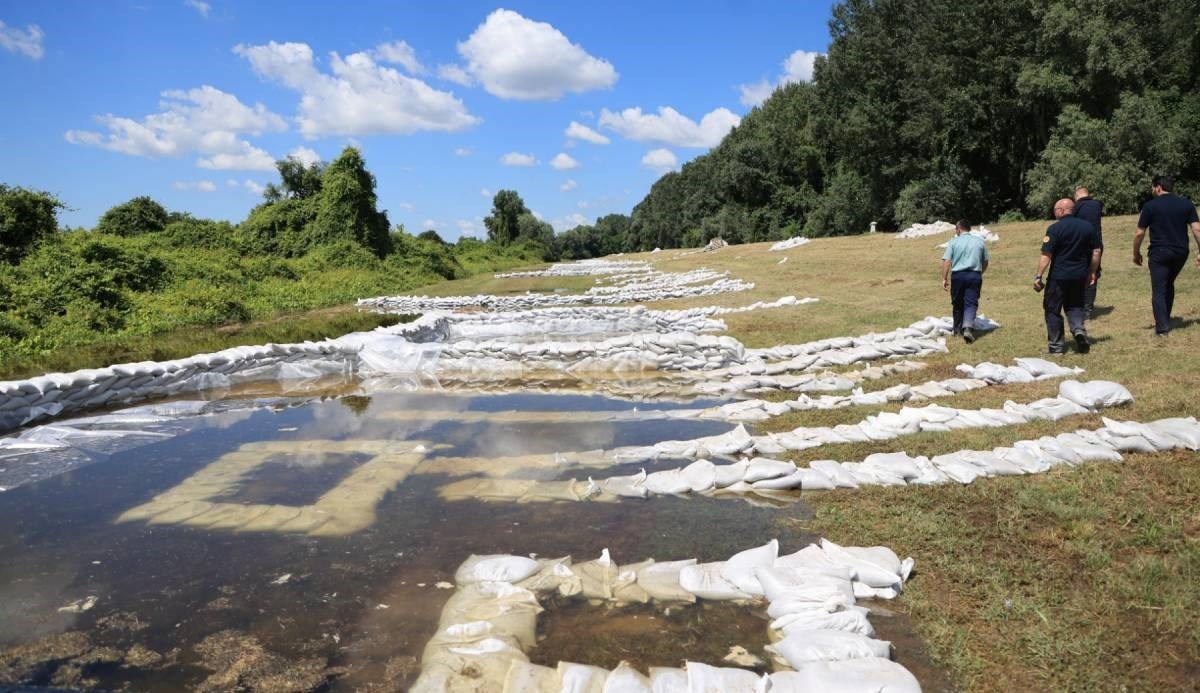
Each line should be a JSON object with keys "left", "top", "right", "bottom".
{"left": 559, "top": 661, "right": 610, "bottom": 693}
{"left": 771, "top": 606, "right": 876, "bottom": 637}
{"left": 603, "top": 662, "right": 652, "bottom": 692}
{"left": 648, "top": 667, "right": 687, "bottom": 693}
{"left": 767, "top": 629, "right": 892, "bottom": 667}
{"left": 502, "top": 660, "right": 560, "bottom": 692}
{"left": 767, "top": 657, "right": 922, "bottom": 693}
{"left": 456, "top": 555, "right": 541, "bottom": 585}
{"left": 684, "top": 662, "right": 768, "bottom": 692}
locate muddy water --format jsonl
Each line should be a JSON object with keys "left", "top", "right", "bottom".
{"left": 0, "top": 388, "right": 809, "bottom": 690}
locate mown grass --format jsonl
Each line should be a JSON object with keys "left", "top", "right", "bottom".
{"left": 412, "top": 215, "right": 1199, "bottom": 690}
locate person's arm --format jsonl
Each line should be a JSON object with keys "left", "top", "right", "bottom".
{"left": 1088, "top": 248, "right": 1101, "bottom": 285}
{"left": 1034, "top": 253, "right": 1051, "bottom": 290}
{"left": 1133, "top": 226, "right": 1147, "bottom": 266}
{"left": 981, "top": 245, "right": 990, "bottom": 274}
{"left": 1192, "top": 214, "right": 1200, "bottom": 267}
{"left": 941, "top": 258, "right": 951, "bottom": 291}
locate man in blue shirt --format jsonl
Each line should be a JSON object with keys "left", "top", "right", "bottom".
{"left": 1132, "top": 175, "right": 1200, "bottom": 337}
{"left": 1073, "top": 185, "right": 1104, "bottom": 318}
{"left": 1034, "top": 199, "right": 1101, "bottom": 354}
{"left": 941, "top": 219, "right": 989, "bottom": 343}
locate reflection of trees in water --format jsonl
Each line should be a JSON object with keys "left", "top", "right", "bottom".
{"left": 339, "top": 395, "right": 373, "bottom": 417}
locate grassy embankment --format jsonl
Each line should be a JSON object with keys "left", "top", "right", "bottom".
{"left": 413, "top": 215, "right": 1199, "bottom": 691}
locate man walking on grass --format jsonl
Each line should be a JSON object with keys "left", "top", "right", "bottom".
{"left": 941, "top": 219, "right": 988, "bottom": 343}
{"left": 1034, "top": 199, "right": 1101, "bottom": 354}
{"left": 1074, "top": 185, "right": 1104, "bottom": 317}
{"left": 1133, "top": 175, "right": 1200, "bottom": 337}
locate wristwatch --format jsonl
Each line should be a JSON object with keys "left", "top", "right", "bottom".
{"left": 1034, "top": 274, "right": 1042, "bottom": 280}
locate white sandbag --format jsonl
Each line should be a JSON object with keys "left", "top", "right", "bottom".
{"left": 792, "top": 466, "right": 837, "bottom": 490}
{"left": 757, "top": 568, "right": 856, "bottom": 618}
{"left": 807, "top": 460, "right": 859, "bottom": 488}
{"left": 853, "top": 582, "right": 900, "bottom": 599}
{"left": 679, "top": 562, "right": 752, "bottom": 601}
{"left": 559, "top": 661, "right": 611, "bottom": 693}
{"left": 455, "top": 555, "right": 541, "bottom": 586}
{"left": 649, "top": 667, "right": 688, "bottom": 693}
{"left": 819, "top": 539, "right": 903, "bottom": 589}
{"left": 774, "top": 545, "right": 856, "bottom": 582}
{"left": 772, "top": 606, "right": 875, "bottom": 637}
{"left": 766, "top": 629, "right": 892, "bottom": 667}
{"left": 861, "top": 452, "right": 922, "bottom": 481}
{"left": 602, "top": 470, "right": 650, "bottom": 498}
{"left": 613, "top": 561, "right": 653, "bottom": 604}
{"left": 604, "top": 662, "right": 652, "bottom": 692}
{"left": 712, "top": 460, "right": 749, "bottom": 487}
{"left": 1014, "top": 357, "right": 1082, "bottom": 379}
{"left": 573, "top": 550, "right": 618, "bottom": 599}
{"left": 503, "top": 660, "right": 561, "bottom": 693}
{"left": 1053, "top": 432, "right": 1123, "bottom": 462}
{"left": 678, "top": 460, "right": 717, "bottom": 492}
{"left": 517, "top": 557, "right": 577, "bottom": 594}
{"left": 750, "top": 470, "right": 806, "bottom": 490}
{"left": 930, "top": 452, "right": 987, "bottom": 484}
{"left": 1058, "top": 380, "right": 1133, "bottom": 409}
{"left": 684, "top": 662, "right": 766, "bottom": 692}
{"left": 643, "top": 469, "right": 694, "bottom": 495}
{"left": 720, "top": 540, "right": 778, "bottom": 595}
{"left": 743, "top": 458, "right": 797, "bottom": 483}
{"left": 1146, "top": 417, "right": 1200, "bottom": 450}
{"left": 908, "top": 456, "right": 952, "bottom": 485}
{"left": 767, "top": 658, "right": 921, "bottom": 693}
{"left": 636, "top": 559, "right": 698, "bottom": 603}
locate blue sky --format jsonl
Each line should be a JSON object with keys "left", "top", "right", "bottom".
{"left": 0, "top": 1, "right": 835, "bottom": 239}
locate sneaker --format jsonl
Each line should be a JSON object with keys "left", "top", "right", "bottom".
{"left": 962, "top": 327, "right": 975, "bottom": 344}
{"left": 1073, "top": 332, "right": 1090, "bottom": 353}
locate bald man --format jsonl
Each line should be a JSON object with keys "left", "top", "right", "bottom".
{"left": 1034, "top": 198, "right": 1102, "bottom": 354}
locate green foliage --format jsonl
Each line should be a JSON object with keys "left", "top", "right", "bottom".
{"left": 894, "top": 160, "right": 984, "bottom": 228}
{"left": 95, "top": 195, "right": 169, "bottom": 236}
{"left": 308, "top": 147, "right": 391, "bottom": 257}
{"left": 0, "top": 184, "right": 64, "bottom": 263}
{"left": 160, "top": 215, "right": 238, "bottom": 250}
{"left": 484, "top": 190, "right": 530, "bottom": 244}
{"left": 417, "top": 229, "right": 447, "bottom": 245}
{"left": 804, "top": 166, "right": 875, "bottom": 236}
{"left": 238, "top": 197, "right": 315, "bottom": 256}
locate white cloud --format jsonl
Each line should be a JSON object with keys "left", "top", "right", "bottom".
{"left": 456, "top": 219, "right": 479, "bottom": 235}
{"left": 397, "top": 202, "right": 415, "bottom": 212}
{"left": 560, "top": 178, "right": 577, "bottom": 192}
{"left": 599, "top": 106, "right": 740, "bottom": 148}
{"left": 577, "top": 200, "right": 589, "bottom": 209}
{"left": 235, "top": 40, "right": 479, "bottom": 138}
{"left": 226, "top": 178, "right": 238, "bottom": 187}
{"left": 437, "top": 63, "right": 474, "bottom": 86}
{"left": 422, "top": 218, "right": 440, "bottom": 230}
{"left": 452, "top": 9, "right": 617, "bottom": 100}
{"left": 242, "top": 179, "right": 265, "bottom": 194}
{"left": 480, "top": 187, "right": 492, "bottom": 198}
{"left": 641, "top": 148, "right": 678, "bottom": 173}
{"left": 65, "top": 85, "right": 284, "bottom": 171}
{"left": 551, "top": 212, "right": 589, "bottom": 232}
{"left": 565, "top": 120, "right": 609, "bottom": 145}
{"left": 287, "top": 146, "right": 321, "bottom": 167}
{"left": 549, "top": 153, "right": 579, "bottom": 170}
{"left": 739, "top": 49, "right": 823, "bottom": 107}
{"left": 454, "top": 146, "right": 473, "bottom": 157}
{"left": 0, "top": 21, "right": 44, "bottom": 59}
{"left": 500, "top": 152, "right": 536, "bottom": 167}
{"left": 184, "top": 0, "right": 210, "bottom": 18}
{"left": 372, "top": 40, "right": 424, "bottom": 74}
{"left": 172, "top": 179, "right": 216, "bottom": 192}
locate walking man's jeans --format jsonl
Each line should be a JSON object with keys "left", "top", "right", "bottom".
{"left": 1149, "top": 248, "right": 1188, "bottom": 334}
{"left": 1044, "top": 278, "right": 1087, "bottom": 352}
{"left": 1084, "top": 267, "right": 1101, "bottom": 315}
{"left": 950, "top": 270, "right": 982, "bottom": 332}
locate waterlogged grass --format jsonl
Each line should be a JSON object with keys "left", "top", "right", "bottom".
{"left": 410, "top": 216, "right": 1200, "bottom": 690}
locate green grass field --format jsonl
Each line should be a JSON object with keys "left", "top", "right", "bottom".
{"left": 415, "top": 215, "right": 1200, "bottom": 691}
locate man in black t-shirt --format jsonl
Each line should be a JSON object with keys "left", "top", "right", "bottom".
{"left": 1074, "top": 185, "right": 1104, "bottom": 317}
{"left": 1133, "top": 175, "right": 1200, "bottom": 336}
{"left": 1034, "top": 198, "right": 1101, "bottom": 354}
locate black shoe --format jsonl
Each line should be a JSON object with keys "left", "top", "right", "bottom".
{"left": 962, "top": 327, "right": 975, "bottom": 344}
{"left": 1073, "top": 332, "right": 1090, "bottom": 353}
{"left": 951, "top": 328, "right": 962, "bottom": 337}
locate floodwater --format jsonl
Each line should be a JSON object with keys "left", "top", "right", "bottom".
{"left": 0, "top": 377, "right": 948, "bottom": 691}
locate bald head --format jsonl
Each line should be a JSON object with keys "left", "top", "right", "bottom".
{"left": 1074, "top": 186, "right": 1089, "bottom": 200}
{"left": 1053, "top": 198, "right": 1075, "bottom": 219}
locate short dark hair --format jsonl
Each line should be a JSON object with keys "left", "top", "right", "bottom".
{"left": 955, "top": 219, "right": 970, "bottom": 230}
{"left": 1152, "top": 174, "right": 1174, "bottom": 192}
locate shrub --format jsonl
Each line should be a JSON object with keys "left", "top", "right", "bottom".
{"left": 161, "top": 216, "right": 238, "bottom": 250}
{"left": 95, "top": 196, "right": 169, "bottom": 236}
{"left": 0, "top": 184, "right": 64, "bottom": 263}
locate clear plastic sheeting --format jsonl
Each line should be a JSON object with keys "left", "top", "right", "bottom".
{"left": 410, "top": 539, "right": 917, "bottom": 692}
{"left": 769, "top": 237, "right": 812, "bottom": 252}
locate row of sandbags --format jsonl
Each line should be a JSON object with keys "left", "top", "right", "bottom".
{"left": 742, "top": 316, "right": 998, "bottom": 364}
{"left": 435, "top": 414, "right": 1199, "bottom": 507}
{"left": 603, "top": 380, "right": 1131, "bottom": 464}
{"left": 769, "top": 236, "right": 812, "bottom": 252}
{"left": 356, "top": 275, "right": 756, "bottom": 313}
{"left": 494, "top": 258, "right": 655, "bottom": 279}
{"left": 412, "top": 539, "right": 919, "bottom": 692}
{"left": 700, "top": 358, "right": 1082, "bottom": 422}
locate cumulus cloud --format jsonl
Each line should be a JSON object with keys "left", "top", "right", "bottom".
{"left": 456, "top": 219, "right": 480, "bottom": 236}
{"left": 172, "top": 179, "right": 216, "bottom": 192}
{"left": 551, "top": 212, "right": 589, "bottom": 232}
{"left": 234, "top": 40, "right": 479, "bottom": 138}
{"left": 641, "top": 148, "right": 678, "bottom": 173}
{"left": 560, "top": 178, "right": 577, "bottom": 192}
{"left": 0, "top": 21, "right": 44, "bottom": 60}
{"left": 565, "top": 120, "right": 609, "bottom": 145}
{"left": 396, "top": 202, "right": 415, "bottom": 212}
{"left": 422, "top": 218, "right": 441, "bottom": 230}
{"left": 500, "top": 151, "right": 536, "bottom": 166}
{"left": 480, "top": 187, "right": 492, "bottom": 197}
{"left": 287, "top": 146, "right": 321, "bottom": 167}
{"left": 599, "top": 106, "right": 740, "bottom": 148}
{"left": 549, "top": 153, "right": 579, "bottom": 170}
{"left": 184, "top": 0, "right": 210, "bottom": 18}
{"left": 372, "top": 40, "right": 425, "bottom": 74}
{"left": 65, "top": 85, "right": 284, "bottom": 171}
{"left": 454, "top": 146, "right": 472, "bottom": 157}
{"left": 739, "top": 49, "right": 823, "bottom": 107}
{"left": 451, "top": 9, "right": 616, "bottom": 100}
{"left": 438, "top": 63, "right": 473, "bottom": 86}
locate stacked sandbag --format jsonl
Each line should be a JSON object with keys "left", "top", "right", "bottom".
{"left": 769, "top": 236, "right": 812, "bottom": 251}
{"left": 494, "top": 258, "right": 654, "bottom": 279}
{"left": 411, "top": 539, "right": 920, "bottom": 692}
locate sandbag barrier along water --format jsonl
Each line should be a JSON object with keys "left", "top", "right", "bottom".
{"left": 436, "top": 413, "right": 1198, "bottom": 506}
{"left": 410, "top": 539, "right": 921, "bottom": 693}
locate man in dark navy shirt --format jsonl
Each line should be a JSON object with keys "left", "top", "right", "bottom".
{"left": 1034, "top": 198, "right": 1101, "bottom": 354}
{"left": 1133, "top": 175, "right": 1200, "bottom": 336}
{"left": 1074, "top": 185, "right": 1104, "bottom": 317}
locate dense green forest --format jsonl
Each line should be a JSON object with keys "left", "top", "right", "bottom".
{"left": 0, "top": 147, "right": 545, "bottom": 366}
{"left": 557, "top": 0, "right": 1200, "bottom": 254}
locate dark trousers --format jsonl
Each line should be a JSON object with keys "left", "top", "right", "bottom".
{"left": 1044, "top": 278, "right": 1087, "bottom": 352}
{"left": 950, "top": 270, "right": 982, "bottom": 332}
{"left": 1084, "top": 267, "right": 1100, "bottom": 314}
{"left": 1149, "top": 248, "right": 1188, "bottom": 334}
